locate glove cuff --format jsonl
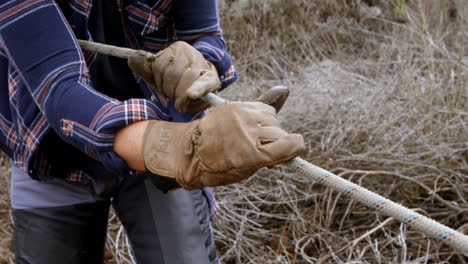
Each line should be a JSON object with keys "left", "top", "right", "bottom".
{"left": 142, "top": 120, "right": 198, "bottom": 180}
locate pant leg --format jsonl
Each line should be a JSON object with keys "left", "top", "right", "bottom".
{"left": 112, "top": 174, "right": 219, "bottom": 264}
{"left": 11, "top": 201, "right": 110, "bottom": 264}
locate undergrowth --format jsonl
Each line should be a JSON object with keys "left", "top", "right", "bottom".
{"left": 0, "top": 0, "right": 467, "bottom": 263}
{"left": 213, "top": 0, "right": 468, "bottom": 263}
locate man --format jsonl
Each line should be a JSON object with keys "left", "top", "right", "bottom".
{"left": 0, "top": 0, "right": 304, "bottom": 263}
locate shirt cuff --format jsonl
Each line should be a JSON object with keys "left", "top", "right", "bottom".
{"left": 191, "top": 36, "right": 238, "bottom": 91}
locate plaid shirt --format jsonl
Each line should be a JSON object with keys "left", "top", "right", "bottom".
{"left": 0, "top": 0, "right": 237, "bottom": 216}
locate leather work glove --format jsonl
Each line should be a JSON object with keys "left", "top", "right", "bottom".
{"left": 142, "top": 101, "right": 305, "bottom": 191}
{"left": 127, "top": 41, "right": 220, "bottom": 114}
{"left": 255, "top": 85, "right": 290, "bottom": 113}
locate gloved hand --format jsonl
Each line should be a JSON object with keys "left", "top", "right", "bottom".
{"left": 142, "top": 101, "right": 305, "bottom": 191}
{"left": 127, "top": 41, "right": 220, "bottom": 114}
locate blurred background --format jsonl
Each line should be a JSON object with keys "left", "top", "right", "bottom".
{"left": 1, "top": 0, "right": 467, "bottom": 263}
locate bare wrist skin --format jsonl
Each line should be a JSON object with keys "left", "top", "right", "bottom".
{"left": 207, "top": 61, "right": 218, "bottom": 76}
{"left": 113, "top": 120, "right": 149, "bottom": 171}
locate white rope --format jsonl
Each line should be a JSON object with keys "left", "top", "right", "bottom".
{"left": 78, "top": 40, "right": 468, "bottom": 254}
{"left": 77, "top": 40, "right": 138, "bottom": 59}
{"left": 286, "top": 158, "right": 468, "bottom": 254}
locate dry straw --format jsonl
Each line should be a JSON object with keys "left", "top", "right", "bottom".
{"left": 1, "top": 0, "right": 467, "bottom": 263}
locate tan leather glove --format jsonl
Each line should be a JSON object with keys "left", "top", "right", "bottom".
{"left": 142, "top": 102, "right": 305, "bottom": 190}
{"left": 127, "top": 41, "right": 220, "bottom": 114}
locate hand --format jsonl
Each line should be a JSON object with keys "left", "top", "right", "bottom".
{"left": 127, "top": 41, "right": 220, "bottom": 114}
{"left": 142, "top": 101, "right": 305, "bottom": 190}
{"left": 113, "top": 86, "right": 296, "bottom": 193}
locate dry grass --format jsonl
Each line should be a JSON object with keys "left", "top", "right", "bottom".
{"left": 0, "top": 154, "right": 13, "bottom": 264}
{"left": 213, "top": 0, "right": 468, "bottom": 263}
{"left": 1, "top": 0, "right": 467, "bottom": 263}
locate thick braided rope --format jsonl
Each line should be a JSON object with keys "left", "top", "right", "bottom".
{"left": 78, "top": 40, "right": 468, "bottom": 254}
{"left": 78, "top": 39, "right": 146, "bottom": 59}
{"left": 287, "top": 158, "right": 468, "bottom": 254}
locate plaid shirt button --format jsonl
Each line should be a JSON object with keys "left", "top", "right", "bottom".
{"left": 64, "top": 123, "right": 73, "bottom": 134}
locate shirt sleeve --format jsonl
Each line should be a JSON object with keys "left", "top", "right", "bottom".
{"left": 172, "top": 0, "right": 238, "bottom": 90}
{"left": 0, "top": 0, "right": 169, "bottom": 173}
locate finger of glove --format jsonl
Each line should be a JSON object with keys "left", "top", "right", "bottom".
{"left": 185, "top": 99, "right": 211, "bottom": 114}
{"left": 174, "top": 68, "right": 199, "bottom": 113}
{"left": 175, "top": 68, "right": 219, "bottom": 113}
{"left": 256, "top": 85, "right": 290, "bottom": 113}
{"left": 162, "top": 50, "right": 190, "bottom": 84}
{"left": 256, "top": 126, "right": 289, "bottom": 146}
{"left": 197, "top": 168, "right": 258, "bottom": 189}
{"left": 185, "top": 70, "right": 220, "bottom": 100}
{"left": 152, "top": 48, "right": 180, "bottom": 99}
{"left": 246, "top": 101, "right": 278, "bottom": 117}
{"left": 128, "top": 51, "right": 147, "bottom": 68}
{"left": 255, "top": 110, "right": 281, "bottom": 128}
{"left": 256, "top": 133, "right": 305, "bottom": 165}
{"left": 128, "top": 51, "right": 156, "bottom": 88}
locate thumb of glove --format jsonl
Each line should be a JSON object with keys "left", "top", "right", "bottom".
{"left": 186, "top": 70, "right": 220, "bottom": 100}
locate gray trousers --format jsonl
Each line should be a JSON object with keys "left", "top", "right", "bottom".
{"left": 10, "top": 168, "right": 219, "bottom": 264}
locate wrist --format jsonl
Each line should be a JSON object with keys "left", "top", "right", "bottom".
{"left": 113, "top": 120, "right": 150, "bottom": 171}
{"left": 207, "top": 61, "right": 218, "bottom": 77}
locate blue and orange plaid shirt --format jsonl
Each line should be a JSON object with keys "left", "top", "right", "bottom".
{"left": 0, "top": 0, "right": 238, "bottom": 216}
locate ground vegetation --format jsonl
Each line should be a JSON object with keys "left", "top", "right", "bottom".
{"left": 0, "top": 0, "right": 467, "bottom": 263}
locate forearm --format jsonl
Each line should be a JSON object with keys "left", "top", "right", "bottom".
{"left": 0, "top": 1, "right": 170, "bottom": 174}
{"left": 113, "top": 120, "right": 148, "bottom": 171}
